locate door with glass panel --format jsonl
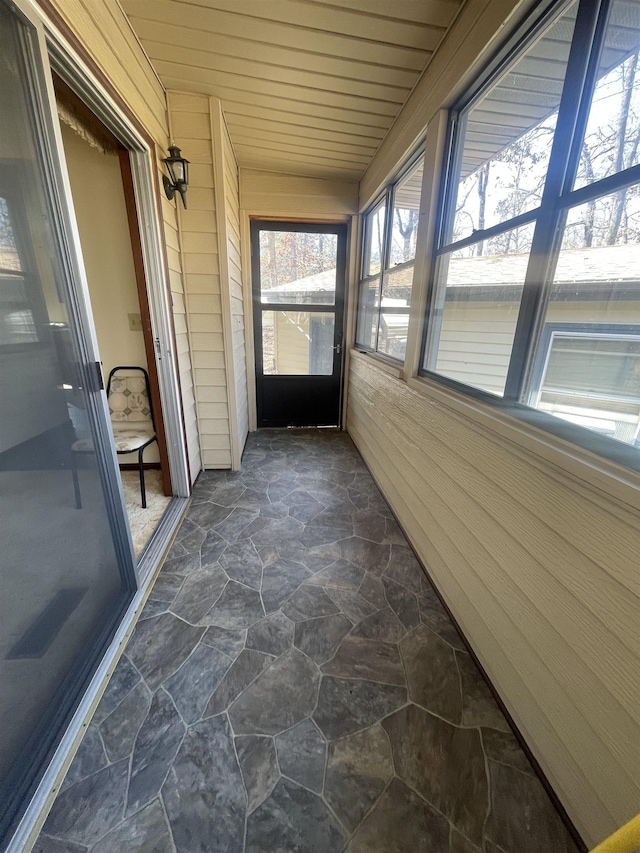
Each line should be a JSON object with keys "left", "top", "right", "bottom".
{"left": 251, "top": 221, "right": 348, "bottom": 427}
{"left": 0, "top": 0, "right": 135, "bottom": 843}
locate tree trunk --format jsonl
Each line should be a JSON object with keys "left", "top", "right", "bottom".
{"left": 606, "top": 51, "right": 638, "bottom": 244}
{"left": 476, "top": 163, "right": 489, "bottom": 256}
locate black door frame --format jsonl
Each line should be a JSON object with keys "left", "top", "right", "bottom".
{"left": 251, "top": 220, "right": 348, "bottom": 428}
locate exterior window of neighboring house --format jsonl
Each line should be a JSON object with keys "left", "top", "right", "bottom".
{"left": 421, "top": 0, "right": 640, "bottom": 467}
{"left": 356, "top": 152, "right": 424, "bottom": 361}
{"left": 532, "top": 324, "right": 640, "bottom": 445}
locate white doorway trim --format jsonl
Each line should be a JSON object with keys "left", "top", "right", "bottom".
{"left": 44, "top": 14, "right": 191, "bottom": 504}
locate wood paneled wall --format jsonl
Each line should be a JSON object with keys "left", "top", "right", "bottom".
{"left": 168, "top": 92, "right": 231, "bottom": 469}
{"left": 347, "top": 353, "right": 640, "bottom": 847}
{"left": 219, "top": 115, "right": 249, "bottom": 456}
{"left": 239, "top": 169, "right": 358, "bottom": 219}
{"left": 168, "top": 92, "right": 249, "bottom": 469}
{"left": 40, "top": 0, "right": 201, "bottom": 481}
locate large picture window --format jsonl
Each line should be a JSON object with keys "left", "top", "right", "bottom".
{"left": 421, "top": 0, "right": 640, "bottom": 468}
{"left": 356, "top": 153, "right": 424, "bottom": 362}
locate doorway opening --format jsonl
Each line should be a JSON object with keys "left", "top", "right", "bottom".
{"left": 251, "top": 220, "right": 348, "bottom": 428}
{"left": 54, "top": 75, "right": 172, "bottom": 557}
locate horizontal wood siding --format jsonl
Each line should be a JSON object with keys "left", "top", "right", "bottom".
{"left": 168, "top": 91, "right": 231, "bottom": 469}
{"left": 437, "top": 302, "right": 517, "bottom": 396}
{"left": 239, "top": 169, "right": 358, "bottom": 219}
{"left": 221, "top": 119, "right": 249, "bottom": 456}
{"left": 273, "top": 312, "right": 311, "bottom": 375}
{"left": 436, "top": 300, "right": 638, "bottom": 397}
{"left": 42, "top": 0, "right": 200, "bottom": 481}
{"left": 347, "top": 354, "right": 640, "bottom": 847}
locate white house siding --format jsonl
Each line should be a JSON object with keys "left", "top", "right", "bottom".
{"left": 437, "top": 299, "right": 639, "bottom": 397}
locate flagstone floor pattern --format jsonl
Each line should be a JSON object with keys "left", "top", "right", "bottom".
{"left": 35, "top": 429, "right": 579, "bottom": 853}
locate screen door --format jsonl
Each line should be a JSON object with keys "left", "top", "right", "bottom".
{"left": 251, "top": 221, "right": 347, "bottom": 427}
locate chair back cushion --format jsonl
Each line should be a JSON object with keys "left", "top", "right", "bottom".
{"left": 108, "top": 372, "right": 152, "bottom": 425}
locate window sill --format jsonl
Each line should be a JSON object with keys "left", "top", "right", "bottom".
{"left": 349, "top": 348, "right": 403, "bottom": 379}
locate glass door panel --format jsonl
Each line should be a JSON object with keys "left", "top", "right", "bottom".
{"left": 258, "top": 229, "right": 338, "bottom": 305}
{"left": 0, "top": 0, "right": 135, "bottom": 842}
{"left": 252, "top": 221, "right": 347, "bottom": 427}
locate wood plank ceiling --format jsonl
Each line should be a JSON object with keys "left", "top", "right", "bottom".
{"left": 121, "top": 0, "right": 463, "bottom": 181}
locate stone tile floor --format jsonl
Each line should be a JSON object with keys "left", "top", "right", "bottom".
{"left": 36, "top": 429, "right": 579, "bottom": 853}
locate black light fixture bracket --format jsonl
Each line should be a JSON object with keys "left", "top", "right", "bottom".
{"left": 162, "top": 143, "right": 189, "bottom": 208}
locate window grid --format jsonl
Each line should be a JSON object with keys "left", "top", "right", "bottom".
{"left": 419, "top": 0, "right": 640, "bottom": 470}
{"left": 356, "top": 150, "right": 424, "bottom": 362}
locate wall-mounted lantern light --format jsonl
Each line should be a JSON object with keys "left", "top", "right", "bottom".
{"left": 162, "top": 143, "right": 189, "bottom": 208}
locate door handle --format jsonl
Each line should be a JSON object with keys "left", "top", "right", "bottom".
{"left": 334, "top": 343, "right": 342, "bottom": 355}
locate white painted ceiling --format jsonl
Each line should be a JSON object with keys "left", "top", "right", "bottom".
{"left": 121, "top": 0, "right": 463, "bottom": 181}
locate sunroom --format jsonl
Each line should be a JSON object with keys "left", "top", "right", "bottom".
{"left": 0, "top": 0, "right": 638, "bottom": 851}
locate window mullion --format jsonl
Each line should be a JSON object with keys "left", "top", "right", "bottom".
{"left": 560, "top": 0, "right": 613, "bottom": 198}
{"left": 437, "top": 110, "right": 465, "bottom": 249}
{"left": 375, "top": 188, "right": 394, "bottom": 352}
{"left": 503, "top": 0, "right": 604, "bottom": 402}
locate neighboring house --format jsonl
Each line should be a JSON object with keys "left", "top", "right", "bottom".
{"left": 437, "top": 245, "right": 640, "bottom": 442}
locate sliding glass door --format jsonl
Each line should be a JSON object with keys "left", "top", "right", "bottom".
{"left": 0, "top": 0, "right": 136, "bottom": 842}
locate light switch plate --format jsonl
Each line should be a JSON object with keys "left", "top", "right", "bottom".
{"left": 128, "top": 313, "right": 143, "bottom": 332}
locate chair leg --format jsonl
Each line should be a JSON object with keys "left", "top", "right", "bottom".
{"left": 138, "top": 447, "right": 147, "bottom": 508}
{"left": 71, "top": 452, "right": 82, "bottom": 509}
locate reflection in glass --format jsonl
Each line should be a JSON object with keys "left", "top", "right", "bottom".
{"left": 0, "top": 2, "right": 132, "bottom": 838}
{"left": 356, "top": 277, "right": 379, "bottom": 350}
{"left": 451, "top": 3, "right": 577, "bottom": 243}
{"left": 377, "top": 266, "right": 414, "bottom": 361}
{"left": 528, "top": 197, "right": 640, "bottom": 443}
{"left": 259, "top": 230, "right": 337, "bottom": 305}
{"left": 575, "top": 0, "right": 640, "bottom": 189}
{"left": 378, "top": 313, "right": 410, "bottom": 359}
{"left": 262, "top": 311, "right": 335, "bottom": 375}
{"left": 382, "top": 265, "right": 414, "bottom": 308}
{"left": 389, "top": 157, "right": 423, "bottom": 267}
{"left": 0, "top": 196, "right": 40, "bottom": 345}
{"left": 363, "top": 202, "right": 386, "bottom": 277}
{"left": 425, "top": 222, "right": 535, "bottom": 395}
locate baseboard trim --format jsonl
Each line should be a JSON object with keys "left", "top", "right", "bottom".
{"left": 350, "top": 431, "right": 588, "bottom": 853}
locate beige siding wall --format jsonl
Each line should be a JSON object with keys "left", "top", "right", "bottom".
{"left": 220, "top": 115, "right": 249, "bottom": 457}
{"left": 274, "top": 312, "right": 311, "bottom": 375}
{"left": 350, "top": 0, "right": 640, "bottom": 844}
{"left": 168, "top": 93, "right": 249, "bottom": 469}
{"left": 39, "top": 0, "right": 201, "bottom": 481}
{"left": 437, "top": 302, "right": 517, "bottom": 396}
{"left": 168, "top": 92, "right": 231, "bottom": 469}
{"left": 239, "top": 169, "right": 358, "bottom": 219}
{"left": 347, "top": 354, "right": 640, "bottom": 847}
